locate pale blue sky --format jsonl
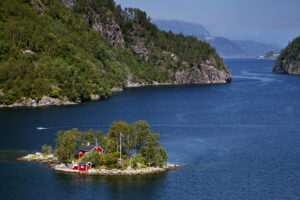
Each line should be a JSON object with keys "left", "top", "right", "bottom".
{"left": 115, "top": 0, "right": 300, "bottom": 46}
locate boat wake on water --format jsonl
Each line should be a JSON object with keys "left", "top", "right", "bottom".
{"left": 36, "top": 127, "right": 49, "bottom": 130}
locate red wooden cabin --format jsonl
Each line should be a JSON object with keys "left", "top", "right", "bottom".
{"left": 73, "top": 161, "right": 92, "bottom": 171}
{"left": 78, "top": 143, "right": 103, "bottom": 158}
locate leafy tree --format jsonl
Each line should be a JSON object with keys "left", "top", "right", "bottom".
{"left": 41, "top": 144, "right": 53, "bottom": 154}
{"left": 81, "top": 150, "right": 102, "bottom": 167}
{"left": 141, "top": 133, "right": 161, "bottom": 164}
{"left": 54, "top": 129, "right": 77, "bottom": 162}
{"left": 101, "top": 152, "right": 124, "bottom": 169}
{"left": 107, "top": 120, "right": 132, "bottom": 155}
{"left": 132, "top": 120, "right": 151, "bottom": 152}
{"left": 153, "top": 147, "right": 168, "bottom": 167}
{"left": 273, "top": 36, "right": 300, "bottom": 73}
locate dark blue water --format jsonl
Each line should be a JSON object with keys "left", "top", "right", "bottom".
{"left": 0, "top": 59, "right": 299, "bottom": 200}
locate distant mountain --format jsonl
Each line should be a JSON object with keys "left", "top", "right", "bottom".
{"left": 257, "top": 49, "right": 281, "bottom": 60}
{"left": 233, "top": 40, "right": 280, "bottom": 58}
{"left": 152, "top": 19, "right": 280, "bottom": 58}
{"left": 202, "top": 36, "right": 248, "bottom": 58}
{"left": 273, "top": 36, "right": 300, "bottom": 75}
{"left": 152, "top": 19, "right": 210, "bottom": 38}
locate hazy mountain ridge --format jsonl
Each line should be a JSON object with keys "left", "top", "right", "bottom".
{"left": 152, "top": 19, "right": 280, "bottom": 58}
{"left": 152, "top": 19, "right": 210, "bottom": 38}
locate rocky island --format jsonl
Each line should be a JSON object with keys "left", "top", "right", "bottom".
{"left": 0, "top": 0, "right": 231, "bottom": 107}
{"left": 272, "top": 36, "right": 300, "bottom": 75}
{"left": 18, "top": 120, "right": 179, "bottom": 176}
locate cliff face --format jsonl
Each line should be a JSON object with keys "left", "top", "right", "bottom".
{"left": 173, "top": 58, "right": 231, "bottom": 84}
{"left": 89, "top": 12, "right": 125, "bottom": 48}
{"left": 273, "top": 36, "right": 300, "bottom": 75}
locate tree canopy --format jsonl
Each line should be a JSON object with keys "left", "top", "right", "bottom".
{"left": 51, "top": 120, "right": 168, "bottom": 168}
{"left": 273, "top": 36, "right": 300, "bottom": 74}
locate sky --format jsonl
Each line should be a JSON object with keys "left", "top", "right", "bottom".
{"left": 114, "top": 0, "right": 300, "bottom": 46}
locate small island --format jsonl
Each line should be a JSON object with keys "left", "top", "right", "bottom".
{"left": 19, "top": 120, "right": 179, "bottom": 176}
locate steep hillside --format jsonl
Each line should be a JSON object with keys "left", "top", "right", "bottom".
{"left": 273, "top": 36, "right": 300, "bottom": 74}
{"left": 0, "top": 0, "right": 231, "bottom": 106}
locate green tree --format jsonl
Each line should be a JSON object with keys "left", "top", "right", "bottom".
{"left": 41, "top": 144, "right": 53, "bottom": 154}
{"left": 153, "top": 147, "right": 168, "bottom": 167}
{"left": 141, "top": 133, "right": 160, "bottom": 165}
{"left": 81, "top": 150, "right": 102, "bottom": 167}
{"left": 54, "top": 129, "right": 77, "bottom": 162}
{"left": 107, "top": 121, "right": 132, "bottom": 155}
{"left": 133, "top": 120, "right": 151, "bottom": 152}
{"left": 101, "top": 152, "right": 124, "bottom": 169}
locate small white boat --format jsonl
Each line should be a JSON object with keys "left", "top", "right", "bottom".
{"left": 37, "top": 127, "right": 47, "bottom": 130}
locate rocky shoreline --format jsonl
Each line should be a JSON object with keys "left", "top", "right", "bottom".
{"left": 126, "top": 79, "right": 231, "bottom": 88}
{"left": 1, "top": 75, "right": 231, "bottom": 108}
{"left": 0, "top": 96, "right": 77, "bottom": 108}
{"left": 18, "top": 153, "right": 179, "bottom": 176}
{"left": 17, "top": 152, "right": 59, "bottom": 163}
{"left": 54, "top": 163, "right": 179, "bottom": 176}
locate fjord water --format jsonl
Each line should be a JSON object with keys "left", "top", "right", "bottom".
{"left": 0, "top": 59, "right": 299, "bottom": 199}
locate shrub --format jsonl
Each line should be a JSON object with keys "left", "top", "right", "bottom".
{"left": 81, "top": 150, "right": 102, "bottom": 167}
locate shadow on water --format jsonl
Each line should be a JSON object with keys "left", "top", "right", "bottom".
{"left": 0, "top": 150, "right": 167, "bottom": 200}
{"left": 53, "top": 168, "right": 168, "bottom": 200}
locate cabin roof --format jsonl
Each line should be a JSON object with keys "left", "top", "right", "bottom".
{"left": 79, "top": 145, "right": 96, "bottom": 152}
{"left": 78, "top": 161, "right": 92, "bottom": 166}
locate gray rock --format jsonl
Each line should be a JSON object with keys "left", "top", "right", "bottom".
{"left": 111, "top": 87, "right": 123, "bottom": 92}
{"left": 90, "top": 12, "right": 125, "bottom": 48}
{"left": 39, "top": 96, "right": 62, "bottom": 106}
{"left": 59, "top": 0, "right": 77, "bottom": 9}
{"left": 31, "top": 0, "right": 45, "bottom": 13}
{"left": 10, "top": 98, "right": 38, "bottom": 107}
{"left": 22, "top": 50, "right": 34, "bottom": 55}
{"left": 1, "top": 96, "right": 76, "bottom": 108}
{"left": 59, "top": 0, "right": 125, "bottom": 48}
{"left": 137, "top": 163, "right": 142, "bottom": 169}
{"left": 130, "top": 42, "right": 151, "bottom": 60}
{"left": 90, "top": 94, "right": 101, "bottom": 101}
{"left": 172, "top": 58, "right": 231, "bottom": 84}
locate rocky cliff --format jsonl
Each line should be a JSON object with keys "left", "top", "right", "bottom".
{"left": 273, "top": 36, "right": 300, "bottom": 75}
{"left": 173, "top": 58, "right": 231, "bottom": 84}
{"left": 0, "top": 96, "right": 75, "bottom": 108}
{"left": 89, "top": 11, "right": 125, "bottom": 48}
